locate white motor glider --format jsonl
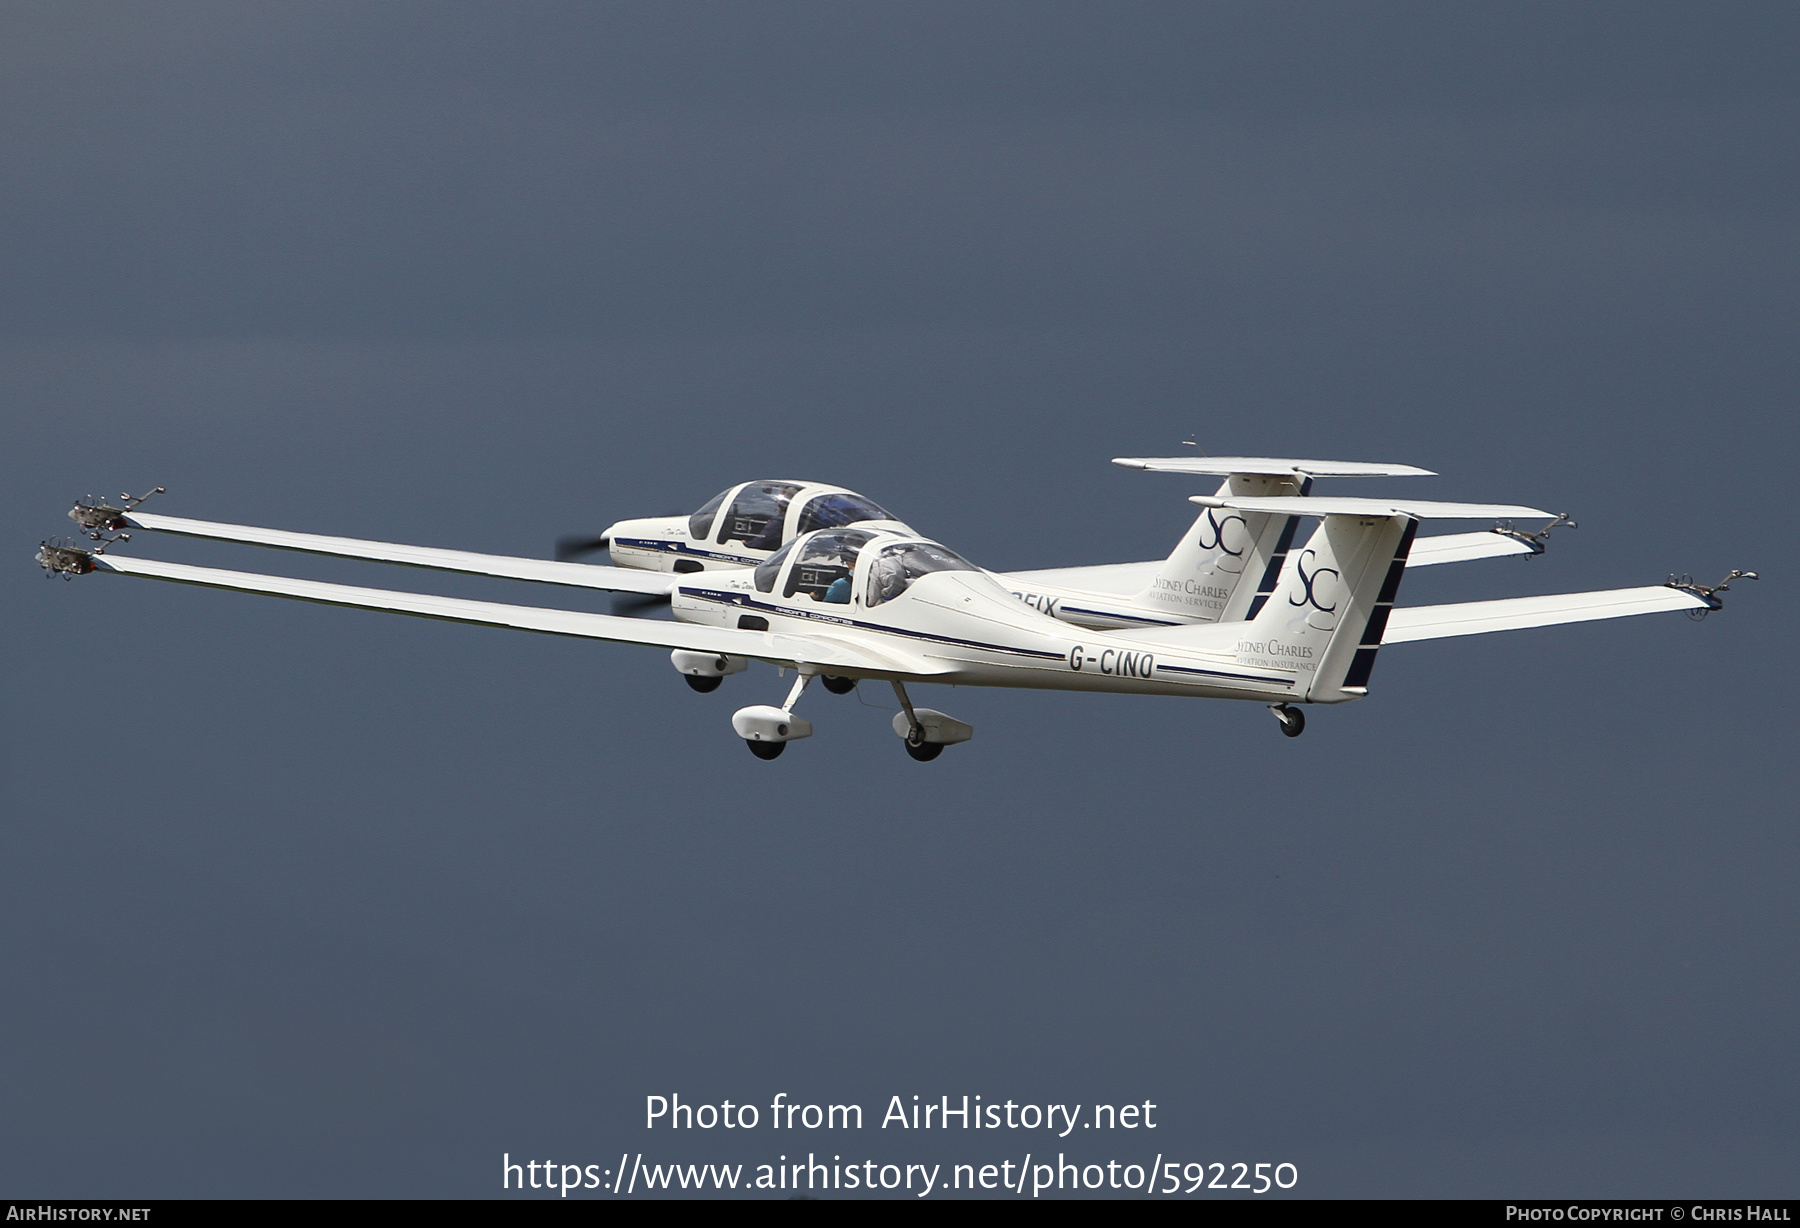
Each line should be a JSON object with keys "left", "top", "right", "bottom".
{"left": 38, "top": 466, "right": 1752, "bottom": 758}
{"left": 96, "top": 460, "right": 1577, "bottom": 634}
{"left": 594, "top": 464, "right": 1583, "bottom": 632}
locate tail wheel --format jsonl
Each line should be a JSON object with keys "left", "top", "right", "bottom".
{"left": 1279, "top": 708, "right": 1305, "bottom": 737}
{"left": 821, "top": 674, "right": 856, "bottom": 695}
{"left": 684, "top": 674, "right": 723, "bottom": 693}
{"left": 904, "top": 739, "right": 944, "bottom": 761}
{"left": 746, "top": 740, "right": 785, "bottom": 760}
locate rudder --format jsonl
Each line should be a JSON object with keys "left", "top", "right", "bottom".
{"left": 1235, "top": 513, "right": 1418, "bottom": 702}
{"left": 1133, "top": 473, "right": 1311, "bottom": 623}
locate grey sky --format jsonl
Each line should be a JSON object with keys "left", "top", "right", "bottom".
{"left": 3, "top": 2, "right": 1794, "bottom": 1197}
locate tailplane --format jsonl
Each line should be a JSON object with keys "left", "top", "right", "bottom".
{"left": 1235, "top": 512, "right": 1419, "bottom": 702}
{"left": 1134, "top": 472, "right": 1311, "bottom": 624}
{"left": 1121, "top": 454, "right": 1431, "bottom": 626}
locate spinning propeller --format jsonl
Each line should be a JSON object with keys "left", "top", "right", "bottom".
{"left": 554, "top": 534, "right": 610, "bottom": 561}
{"left": 555, "top": 509, "right": 679, "bottom": 562}
{"left": 610, "top": 591, "right": 670, "bottom": 617}
{"left": 555, "top": 514, "right": 680, "bottom": 616}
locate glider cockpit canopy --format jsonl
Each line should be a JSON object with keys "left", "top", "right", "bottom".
{"left": 610, "top": 480, "right": 909, "bottom": 572}
{"left": 746, "top": 527, "right": 990, "bottom": 611}
{"left": 755, "top": 527, "right": 882, "bottom": 601}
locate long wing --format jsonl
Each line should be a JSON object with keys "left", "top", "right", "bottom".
{"left": 87, "top": 553, "right": 944, "bottom": 677}
{"left": 1192, "top": 495, "right": 1553, "bottom": 519}
{"left": 1405, "top": 530, "right": 1538, "bottom": 566}
{"left": 121, "top": 511, "right": 676, "bottom": 597}
{"left": 1114, "top": 456, "right": 1435, "bottom": 477}
{"left": 1382, "top": 585, "right": 1710, "bottom": 644}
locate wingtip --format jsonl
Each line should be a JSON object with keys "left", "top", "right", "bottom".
{"left": 1665, "top": 569, "right": 1758, "bottom": 612}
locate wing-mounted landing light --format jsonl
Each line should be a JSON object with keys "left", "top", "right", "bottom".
{"left": 1666, "top": 569, "right": 1758, "bottom": 619}
{"left": 69, "top": 487, "right": 165, "bottom": 547}
{"left": 1493, "top": 511, "right": 1577, "bottom": 557}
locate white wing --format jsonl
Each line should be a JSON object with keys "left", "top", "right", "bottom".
{"left": 1192, "top": 495, "right": 1553, "bottom": 519}
{"left": 1383, "top": 586, "right": 1709, "bottom": 644}
{"left": 89, "top": 554, "right": 943, "bottom": 677}
{"left": 1405, "top": 530, "right": 1538, "bottom": 567}
{"left": 1114, "top": 456, "right": 1435, "bottom": 477}
{"left": 122, "top": 511, "right": 675, "bottom": 597}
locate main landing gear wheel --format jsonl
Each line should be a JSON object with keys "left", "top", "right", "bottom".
{"left": 904, "top": 739, "right": 944, "bottom": 762}
{"left": 1269, "top": 704, "right": 1306, "bottom": 738}
{"left": 821, "top": 674, "right": 856, "bottom": 695}
{"left": 746, "top": 740, "right": 785, "bottom": 760}
{"left": 684, "top": 674, "right": 723, "bottom": 693}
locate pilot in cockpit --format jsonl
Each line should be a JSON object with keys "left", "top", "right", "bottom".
{"left": 794, "top": 528, "right": 877, "bottom": 605}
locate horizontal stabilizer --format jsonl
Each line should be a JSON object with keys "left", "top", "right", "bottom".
{"left": 1407, "top": 530, "right": 1539, "bottom": 567}
{"left": 1115, "top": 456, "right": 1434, "bottom": 477}
{"left": 1000, "top": 530, "right": 1535, "bottom": 602}
{"left": 86, "top": 553, "right": 942, "bottom": 677}
{"left": 123, "top": 512, "right": 675, "bottom": 596}
{"left": 1382, "top": 586, "right": 1709, "bottom": 644}
{"left": 1191, "top": 495, "right": 1552, "bottom": 520}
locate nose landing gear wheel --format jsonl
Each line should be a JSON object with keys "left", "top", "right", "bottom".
{"left": 821, "top": 674, "right": 856, "bottom": 695}
{"left": 746, "top": 740, "right": 786, "bottom": 760}
{"left": 685, "top": 674, "right": 723, "bottom": 693}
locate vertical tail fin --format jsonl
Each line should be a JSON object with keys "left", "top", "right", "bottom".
{"left": 1236, "top": 513, "right": 1418, "bottom": 701}
{"left": 1133, "top": 474, "right": 1311, "bottom": 623}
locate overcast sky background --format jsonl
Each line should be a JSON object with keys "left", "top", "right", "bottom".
{"left": 3, "top": 2, "right": 1795, "bottom": 1198}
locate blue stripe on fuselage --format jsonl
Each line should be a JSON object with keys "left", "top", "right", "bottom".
{"left": 613, "top": 537, "right": 754, "bottom": 564}
{"left": 680, "top": 587, "right": 1288, "bottom": 687}
{"left": 679, "top": 587, "right": 1071, "bottom": 661}
{"left": 1154, "top": 662, "right": 1293, "bottom": 687}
